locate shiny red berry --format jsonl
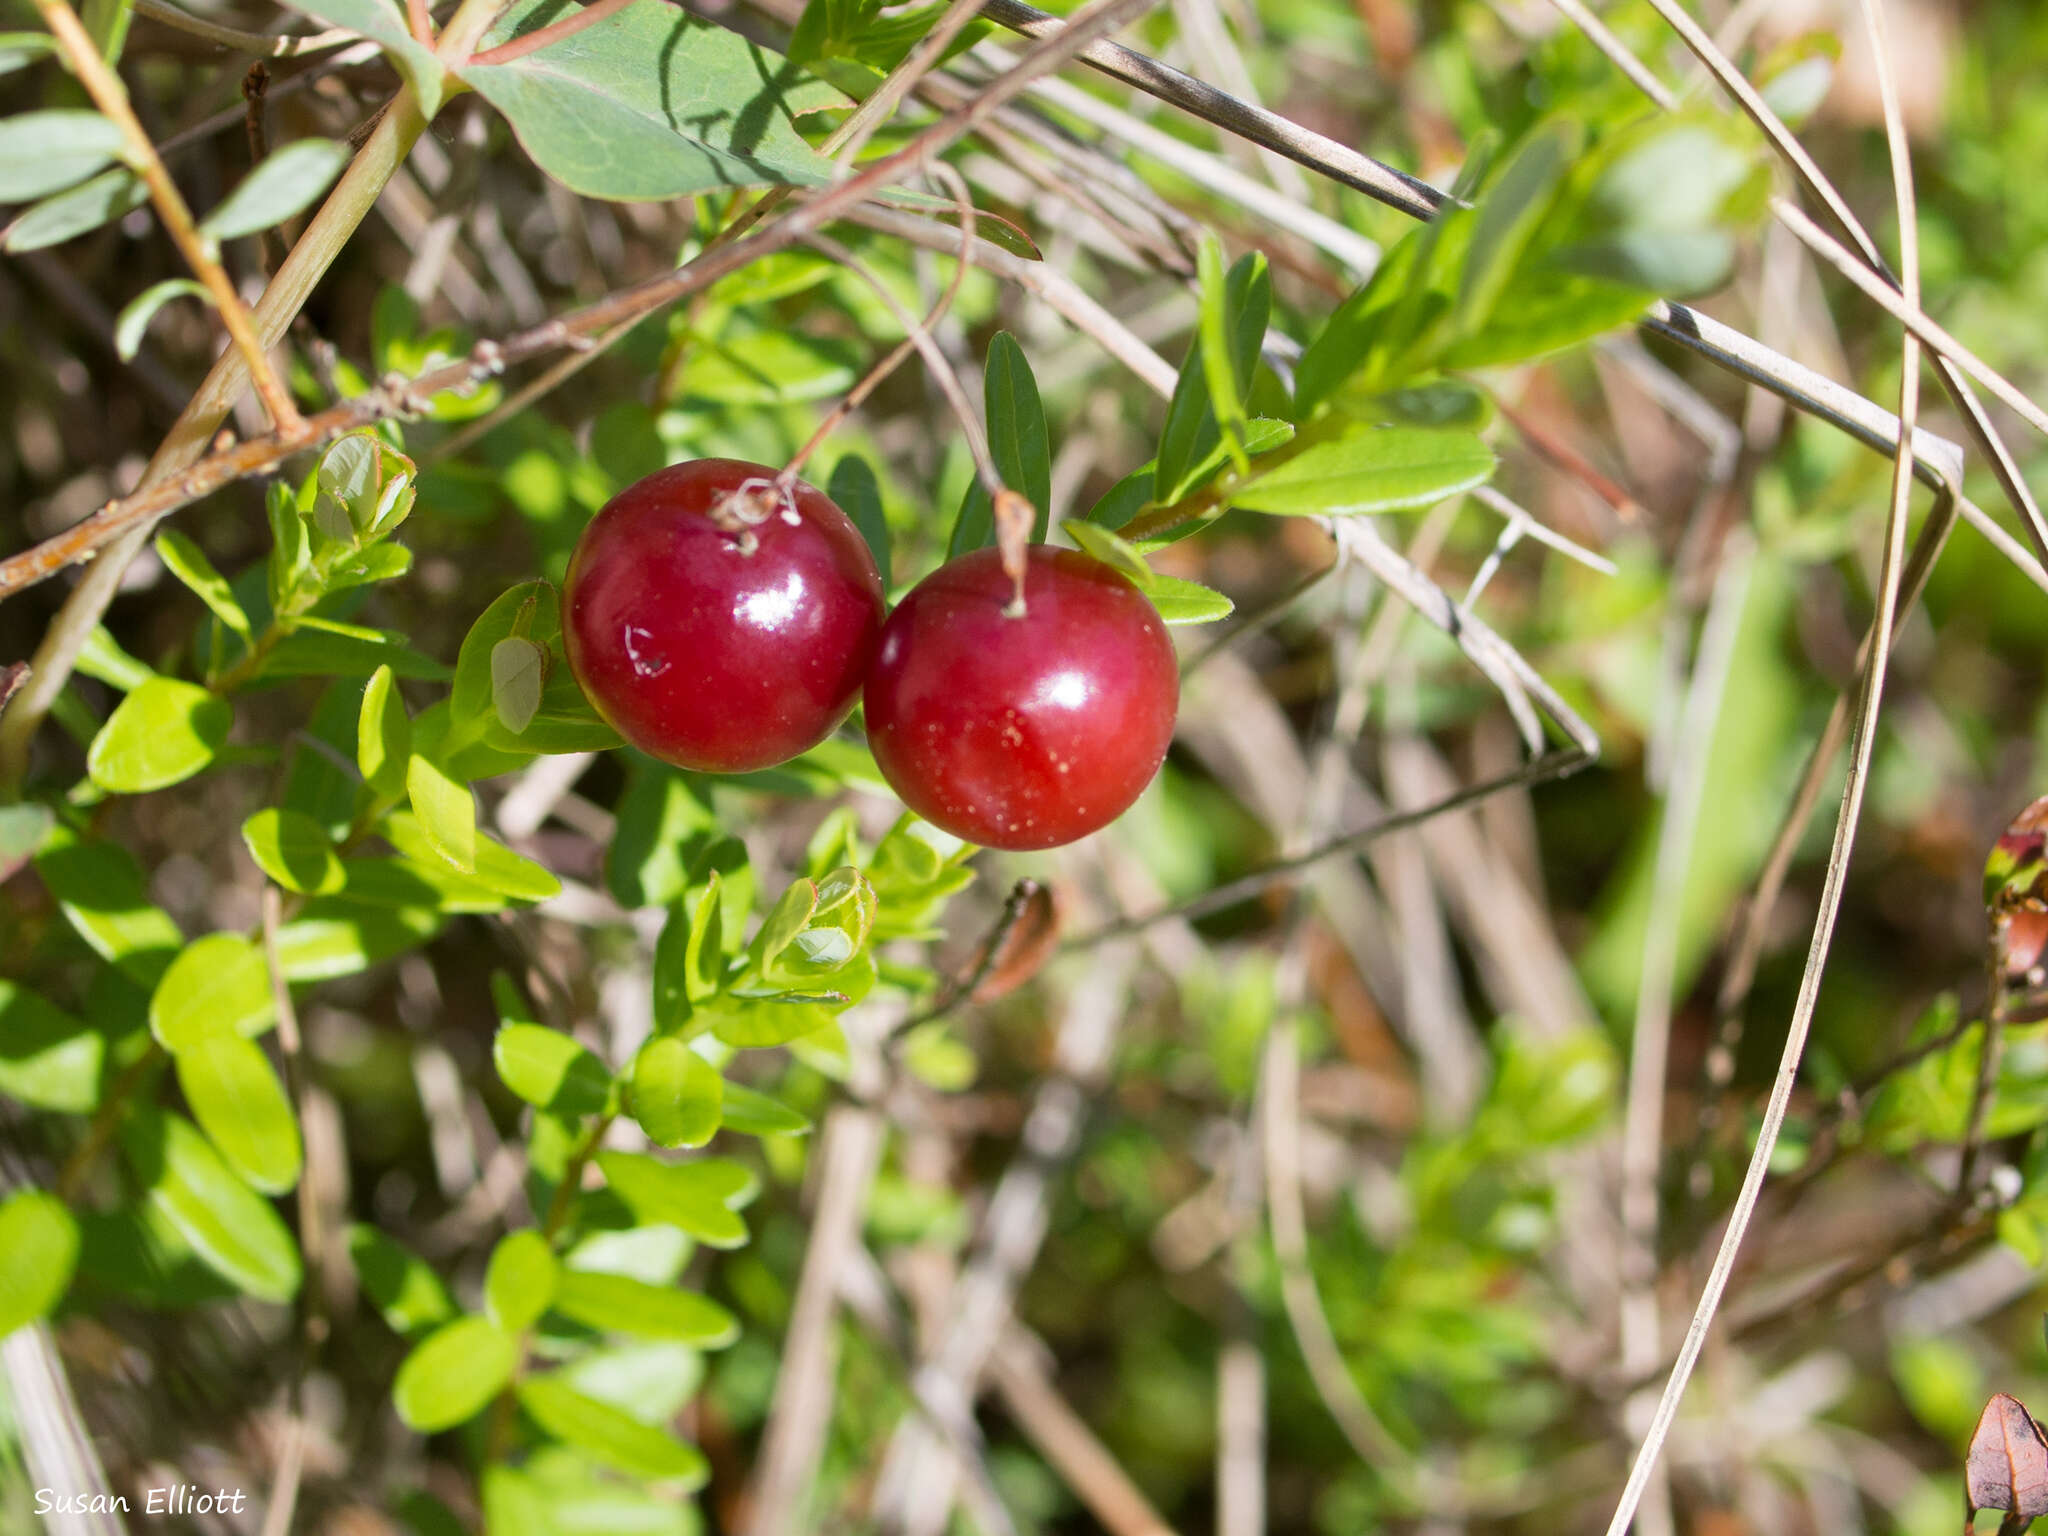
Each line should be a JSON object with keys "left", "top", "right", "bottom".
{"left": 863, "top": 545, "right": 1179, "bottom": 851}
{"left": 563, "top": 459, "right": 885, "bottom": 773}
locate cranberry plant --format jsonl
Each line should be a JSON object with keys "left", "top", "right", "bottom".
{"left": 2, "top": 0, "right": 2047, "bottom": 1531}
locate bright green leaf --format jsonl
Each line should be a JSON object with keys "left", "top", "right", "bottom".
{"left": 86, "top": 677, "right": 233, "bottom": 793}
{"left": 516, "top": 1375, "right": 708, "bottom": 1483}
{"left": 405, "top": 753, "right": 476, "bottom": 873}
{"left": 33, "top": 836, "right": 182, "bottom": 986}
{"left": 0, "top": 1191, "right": 78, "bottom": 1338}
{"left": 1230, "top": 428, "right": 1494, "bottom": 517}
{"left": 393, "top": 1315, "right": 518, "bottom": 1431}
{"left": 383, "top": 812, "right": 560, "bottom": 902}
{"left": 174, "top": 1034, "right": 302, "bottom": 1194}
{"left": 550, "top": 1269, "right": 738, "bottom": 1345}
{"left": 356, "top": 668, "right": 409, "bottom": 800}
{"left": 493, "top": 1024, "right": 610, "bottom": 1115}
{"left": 148, "top": 932, "right": 274, "bottom": 1050}
{"left": 1145, "top": 575, "right": 1234, "bottom": 625}
{"left": 119, "top": 1109, "right": 300, "bottom": 1302}
{"left": 272, "top": 898, "right": 441, "bottom": 981}
{"left": 485, "top": 1229, "right": 559, "bottom": 1334}
{"left": 595, "top": 1151, "right": 750, "bottom": 1248}
{"left": 0, "top": 982, "right": 104, "bottom": 1114}
{"left": 242, "top": 808, "right": 345, "bottom": 895}
{"left": 629, "top": 1037, "right": 723, "bottom": 1149}
{"left": 717, "top": 1081, "right": 811, "bottom": 1137}
{"left": 348, "top": 1224, "right": 455, "bottom": 1336}
{"left": 155, "top": 529, "right": 252, "bottom": 644}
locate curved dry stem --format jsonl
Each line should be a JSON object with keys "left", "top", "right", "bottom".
{"left": 133, "top": 0, "right": 357, "bottom": 55}
{"left": 802, "top": 228, "right": 1002, "bottom": 499}
{"left": 1600, "top": 0, "right": 1926, "bottom": 1527}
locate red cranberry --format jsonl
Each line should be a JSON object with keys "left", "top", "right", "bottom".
{"left": 863, "top": 546, "right": 1179, "bottom": 850}
{"left": 563, "top": 459, "right": 884, "bottom": 773}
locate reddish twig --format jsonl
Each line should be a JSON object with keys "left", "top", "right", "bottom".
{"left": 469, "top": 0, "right": 636, "bottom": 66}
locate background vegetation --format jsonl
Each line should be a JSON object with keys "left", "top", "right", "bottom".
{"left": 4, "top": 0, "right": 2048, "bottom": 1532}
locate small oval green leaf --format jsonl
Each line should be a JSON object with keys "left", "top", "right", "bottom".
{"left": 347, "top": 1223, "right": 455, "bottom": 1336}
{"left": 0, "top": 981, "right": 104, "bottom": 1114}
{"left": 86, "top": 677, "right": 232, "bottom": 793}
{"left": 149, "top": 932, "right": 275, "bottom": 1050}
{"left": 485, "top": 1229, "right": 559, "bottom": 1334}
{"left": 119, "top": 1109, "right": 300, "bottom": 1302}
{"left": 550, "top": 1269, "right": 738, "bottom": 1345}
{"left": 405, "top": 753, "right": 476, "bottom": 873}
{"left": 1230, "top": 428, "right": 1495, "bottom": 517}
{"left": 242, "top": 808, "right": 345, "bottom": 895}
{"left": 174, "top": 1034, "right": 302, "bottom": 1194}
{"left": 492, "top": 1024, "right": 610, "bottom": 1115}
{"left": 628, "top": 1038, "right": 722, "bottom": 1150}
{"left": 0, "top": 1191, "right": 79, "bottom": 1338}
{"left": 392, "top": 1315, "right": 518, "bottom": 1432}
{"left": 357, "top": 664, "right": 411, "bottom": 797}
{"left": 515, "top": 1375, "right": 708, "bottom": 1484}
{"left": 5, "top": 166, "right": 147, "bottom": 252}
{"left": 0, "top": 110, "right": 124, "bottom": 202}
{"left": 717, "top": 1081, "right": 811, "bottom": 1137}
{"left": 115, "top": 278, "right": 213, "bottom": 361}
{"left": 199, "top": 138, "right": 350, "bottom": 240}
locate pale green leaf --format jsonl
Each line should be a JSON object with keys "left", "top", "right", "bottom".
{"left": 155, "top": 529, "right": 252, "bottom": 643}
{"left": 357, "top": 664, "right": 411, "bottom": 797}
{"left": 0, "top": 110, "right": 123, "bottom": 202}
{"left": 595, "top": 1151, "right": 750, "bottom": 1248}
{"left": 115, "top": 278, "right": 212, "bottom": 361}
{"left": 491, "top": 637, "right": 546, "bottom": 736}
{"left": 199, "top": 138, "right": 349, "bottom": 240}
{"left": 33, "top": 835, "right": 182, "bottom": 986}
{"left": 493, "top": 1024, "right": 610, "bottom": 1114}
{"left": 550, "top": 1269, "right": 738, "bottom": 1345}
{"left": 717, "top": 1081, "right": 811, "bottom": 1137}
{"left": 347, "top": 1224, "right": 455, "bottom": 1336}
{"left": 460, "top": 0, "right": 834, "bottom": 202}
{"left": 277, "top": 0, "right": 448, "bottom": 115}
{"left": 4, "top": 166, "right": 147, "bottom": 252}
